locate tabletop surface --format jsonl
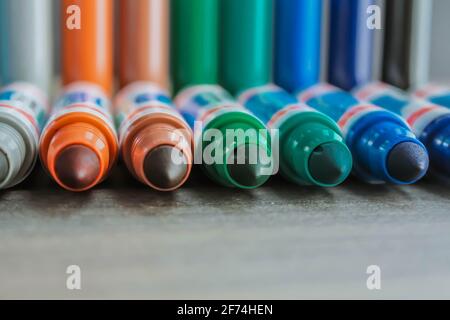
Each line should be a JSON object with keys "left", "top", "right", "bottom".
{"left": 0, "top": 165, "right": 449, "bottom": 299}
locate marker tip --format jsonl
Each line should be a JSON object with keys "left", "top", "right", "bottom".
{"left": 54, "top": 145, "right": 101, "bottom": 190}
{"left": 143, "top": 145, "right": 188, "bottom": 190}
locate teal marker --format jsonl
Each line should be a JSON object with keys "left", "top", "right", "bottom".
{"left": 239, "top": 85, "right": 352, "bottom": 187}
{"left": 220, "top": 0, "right": 273, "bottom": 95}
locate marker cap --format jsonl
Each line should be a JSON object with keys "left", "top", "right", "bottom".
{"left": 0, "top": 122, "right": 26, "bottom": 189}
{"left": 45, "top": 122, "right": 110, "bottom": 192}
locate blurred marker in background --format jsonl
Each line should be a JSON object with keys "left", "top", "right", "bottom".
{"left": 62, "top": 0, "right": 113, "bottom": 95}
{"left": 328, "top": 0, "right": 376, "bottom": 91}
{"left": 382, "top": 0, "right": 433, "bottom": 90}
{"left": 274, "top": 0, "right": 323, "bottom": 93}
{"left": 220, "top": 0, "right": 273, "bottom": 95}
{"left": 118, "top": 0, "right": 170, "bottom": 90}
{"left": 0, "top": 0, "right": 53, "bottom": 93}
{"left": 171, "top": 0, "right": 219, "bottom": 93}
{"left": 415, "top": 84, "right": 450, "bottom": 110}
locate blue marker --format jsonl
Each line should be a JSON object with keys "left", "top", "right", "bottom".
{"left": 238, "top": 85, "right": 352, "bottom": 187}
{"left": 355, "top": 82, "right": 450, "bottom": 180}
{"left": 298, "top": 83, "right": 429, "bottom": 184}
{"left": 328, "top": 0, "right": 375, "bottom": 91}
{"left": 415, "top": 84, "right": 450, "bottom": 110}
{"left": 274, "top": 0, "right": 322, "bottom": 92}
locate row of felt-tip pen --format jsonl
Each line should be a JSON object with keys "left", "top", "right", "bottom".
{"left": 2, "top": 78, "right": 449, "bottom": 192}
{"left": 0, "top": 0, "right": 448, "bottom": 192}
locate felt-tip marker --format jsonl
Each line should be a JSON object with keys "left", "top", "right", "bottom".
{"left": 0, "top": 82, "right": 49, "bottom": 189}
{"left": 220, "top": 0, "right": 273, "bottom": 95}
{"left": 415, "top": 84, "right": 450, "bottom": 110}
{"left": 355, "top": 82, "right": 450, "bottom": 180}
{"left": 175, "top": 85, "right": 272, "bottom": 189}
{"left": 115, "top": 82, "right": 193, "bottom": 191}
{"left": 274, "top": 0, "right": 323, "bottom": 92}
{"left": 239, "top": 85, "right": 352, "bottom": 187}
{"left": 328, "top": 0, "right": 376, "bottom": 91}
{"left": 298, "top": 83, "right": 429, "bottom": 184}
{"left": 40, "top": 82, "right": 118, "bottom": 191}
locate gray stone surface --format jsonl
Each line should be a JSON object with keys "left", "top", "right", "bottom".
{"left": 0, "top": 165, "right": 449, "bottom": 299}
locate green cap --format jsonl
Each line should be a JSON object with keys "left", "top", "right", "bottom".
{"left": 201, "top": 111, "right": 272, "bottom": 189}
{"left": 280, "top": 112, "right": 353, "bottom": 187}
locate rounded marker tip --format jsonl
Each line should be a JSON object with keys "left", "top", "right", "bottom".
{"left": 308, "top": 142, "right": 350, "bottom": 186}
{"left": 387, "top": 142, "right": 429, "bottom": 183}
{"left": 54, "top": 145, "right": 101, "bottom": 190}
{"left": 143, "top": 145, "right": 188, "bottom": 190}
{"left": 227, "top": 144, "right": 269, "bottom": 188}
{"left": 0, "top": 151, "right": 8, "bottom": 183}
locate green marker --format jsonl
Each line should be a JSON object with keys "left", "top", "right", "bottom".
{"left": 174, "top": 85, "right": 272, "bottom": 189}
{"left": 171, "top": 0, "right": 219, "bottom": 93}
{"left": 239, "top": 85, "right": 352, "bottom": 187}
{"left": 220, "top": 0, "right": 273, "bottom": 95}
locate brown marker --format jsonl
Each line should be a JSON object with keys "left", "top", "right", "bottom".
{"left": 115, "top": 82, "right": 193, "bottom": 191}
{"left": 118, "top": 0, "right": 169, "bottom": 89}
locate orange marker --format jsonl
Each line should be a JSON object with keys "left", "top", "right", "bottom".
{"left": 40, "top": 82, "right": 118, "bottom": 191}
{"left": 115, "top": 82, "right": 193, "bottom": 191}
{"left": 62, "top": 0, "right": 114, "bottom": 95}
{"left": 119, "top": 0, "right": 169, "bottom": 89}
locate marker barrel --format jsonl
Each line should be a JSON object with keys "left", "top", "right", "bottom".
{"left": 62, "top": 0, "right": 113, "bottom": 95}
{"left": 238, "top": 85, "right": 352, "bottom": 187}
{"left": 220, "top": 0, "right": 273, "bottom": 95}
{"left": 328, "top": 0, "right": 375, "bottom": 91}
{"left": 415, "top": 84, "right": 450, "bottom": 110}
{"left": 299, "top": 84, "right": 429, "bottom": 184}
{"left": 274, "top": 0, "right": 322, "bottom": 92}
{"left": 40, "top": 82, "right": 118, "bottom": 191}
{"left": 0, "top": 82, "right": 48, "bottom": 189}
{"left": 382, "top": 0, "right": 414, "bottom": 90}
{"left": 0, "top": 0, "right": 53, "bottom": 93}
{"left": 382, "top": 0, "right": 433, "bottom": 90}
{"left": 171, "top": 0, "right": 219, "bottom": 93}
{"left": 118, "top": 0, "right": 169, "bottom": 90}
{"left": 356, "top": 82, "right": 450, "bottom": 179}
{"left": 115, "top": 82, "right": 193, "bottom": 191}
{"left": 175, "top": 85, "right": 272, "bottom": 189}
